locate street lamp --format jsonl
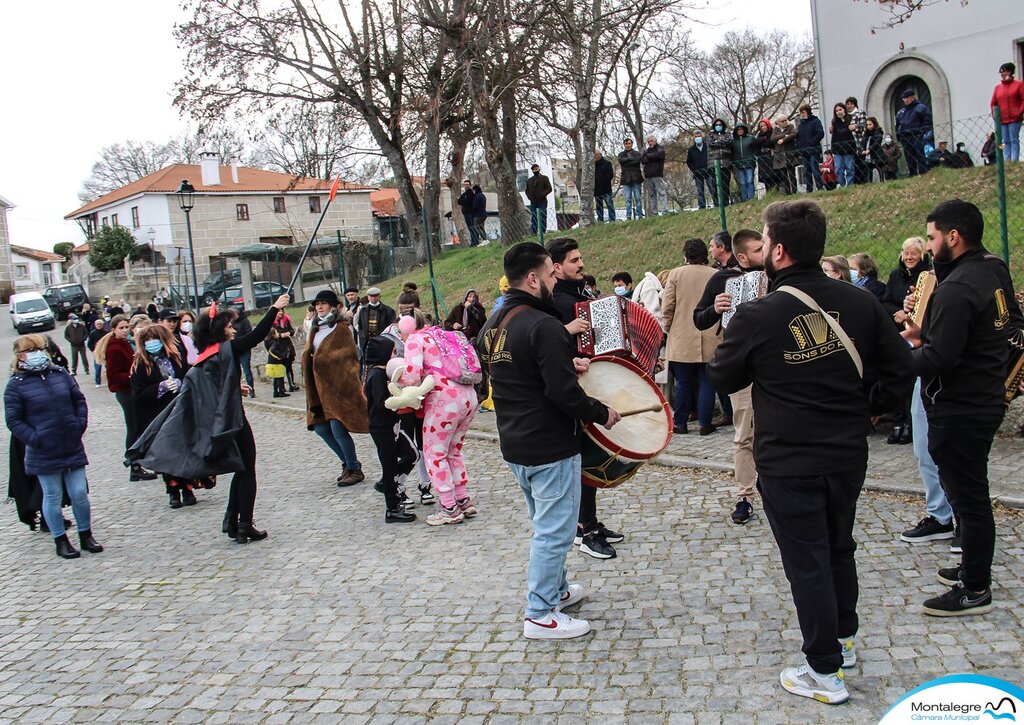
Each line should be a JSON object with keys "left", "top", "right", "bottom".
{"left": 176, "top": 180, "right": 200, "bottom": 313}
{"left": 147, "top": 227, "right": 158, "bottom": 300}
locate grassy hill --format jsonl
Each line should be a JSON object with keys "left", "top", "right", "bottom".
{"left": 325, "top": 163, "right": 1024, "bottom": 317}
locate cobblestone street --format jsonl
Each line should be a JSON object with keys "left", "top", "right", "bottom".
{"left": 1, "top": 382, "right": 1022, "bottom": 723}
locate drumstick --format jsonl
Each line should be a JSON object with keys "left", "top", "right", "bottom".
{"left": 617, "top": 403, "right": 663, "bottom": 417}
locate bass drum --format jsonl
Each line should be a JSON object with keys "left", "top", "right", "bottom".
{"left": 577, "top": 356, "right": 672, "bottom": 488}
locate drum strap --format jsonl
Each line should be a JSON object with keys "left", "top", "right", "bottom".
{"left": 776, "top": 286, "right": 864, "bottom": 379}
{"left": 484, "top": 305, "right": 527, "bottom": 374}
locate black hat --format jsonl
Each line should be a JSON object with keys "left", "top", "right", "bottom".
{"left": 364, "top": 336, "right": 395, "bottom": 366}
{"left": 313, "top": 289, "right": 340, "bottom": 306}
{"left": 159, "top": 308, "right": 180, "bottom": 321}
{"left": 344, "top": 286, "right": 358, "bottom": 294}
{"left": 901, "top": 89, "right": 916, "bottom": 99}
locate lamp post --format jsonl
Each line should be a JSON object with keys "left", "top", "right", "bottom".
{"left": 176, "top": 180, "right": 200, "bottom": 313}
{"left": 147, "top": 227, "right": 158, "bottom": 300}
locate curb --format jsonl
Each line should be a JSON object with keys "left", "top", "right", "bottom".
{"left": 252, "top": 404, "right": 1024, "bottom": 511}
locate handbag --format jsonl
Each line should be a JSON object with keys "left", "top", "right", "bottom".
{"left": 265, "top": 363, "right": 286, "bottom": 379}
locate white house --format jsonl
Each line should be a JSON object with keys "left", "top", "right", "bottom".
{"left": 0, "top": 194, "right": 14, "bottom": 297}
{"left": 811, "top": 1, "right": 1024, "bottom": 153}
{"left": 9, "top": 245, "right": 64, "bottom": 292}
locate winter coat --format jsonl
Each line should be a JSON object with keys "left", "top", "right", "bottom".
{"left": 270, "top": 319, "right": 296, "bottom": 361}
{"left": 525, "top": 173, "right": 552, "bottom": 205}
{"left": 754, "top": 124, "right": 775, "bottom": 181}
{"left": 641, "top": 143, "right": 666, "bottom": 178}
{"left": 795, "top": 114, "right": 824, "bottom": 154}
{"left": 303, "top": 321, "right": 369, "bottom": 433}
{"left": 617, "top": 149, "right": 644, "bottom": 185}
{"left": 594, "top": 157, "right": 614, "bottom": 196}
{"left": 731, "top": 130, "right": 758, "bottom": 169}
{"left": 771, "top": 124, "right": 798, "bottom": 169}
{"left": 356, "top": 303, "right": 397, "bottom": 352}
{"left": 86, "top": 328, "right": 106, "bottom": 352}
{"left": 106, "top": 337, "right": 135, "bottom": 393}
{"left": 706, "top": 121, "right": 733, "bottom": 163}
{"left": 686, "top": 142, "right": 709, "bottom": 176}
{"left": 457, "top": 188, "right": 475, "bottom": 218}
{"left": 862, "top": 127, "right": 885, "bottom": 167}
{"left": 471, "top": 190, "right": 487, "bottom": 219}
{"left": 882, "top": 141, "right": 902, "bottom": 173}
{"left": 5, "top": 364, "right": 88, "bottom": 476}
{"left": 444, "top": 291, "right": 488, "bottom": 340}
{"left": 662, "top": 264, "right": 720, "bottom": 363}
{"left": 895, "top": 99, "right": 933, "bottom": 137}
{"left": 64, "top": 321, "right": 88, "bottom": 347}
{"left": 131, "top": 354, "right": 188, "bottom": 437}
{"left": 991, "top": 78, "right": 1024, "bottom": 125}
{"left": 830, "top": 112, "right": 856, "bottom": 155}
{"left": 882, "top": 254, "right": 933, "bottom": 318}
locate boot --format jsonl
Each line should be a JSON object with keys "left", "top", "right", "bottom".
{"left": 886, "top": 424, "right": 904, "bottom": 445}
{"left": 130, "top": 464, "right": 158, "bottom": 481}
{"left": 55, "top": 534, "right": 80, "bottom": 559}
{"left": 169, "top": 489, "right": 183, "bottom": 509}
{"left": 235, "top": 521, "right": 268, "bottom": 544}
{"left": 899, "top": 421, "right": 913, "bottom": 445}
{"left": 222, "top": 510, "right": 238, "bottom": 538}
{"left": 181, "top": 488, "right": 197, "bottom": 506}
{"left": 386, "top": 507, "right": 417, "bottom": 523}
{"left": 78, "top": 530, "right": 103, "bottom": 553}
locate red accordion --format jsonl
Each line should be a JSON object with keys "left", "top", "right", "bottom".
{"left": 575, "top": 296, "right": 663, "bottom": 375}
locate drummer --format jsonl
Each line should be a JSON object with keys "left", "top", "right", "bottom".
{"left": 478, "top": 243, "right": 621, "bottom": 640}
{"left": 547, "top": 237, "right": 624, "bottom": 561}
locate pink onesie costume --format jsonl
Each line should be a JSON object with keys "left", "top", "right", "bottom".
{"left": 399, "top": 329, "right": 478, "bottom": 508}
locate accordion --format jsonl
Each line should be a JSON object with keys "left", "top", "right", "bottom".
{"left": 907, "top": 271, "right": 937, "bottom": 328}
{"left": 721, "top": 271, "right": 769, "bottom": 328}
{"left": 575, "top": 296, "right": 664, "bottom": 374}
{"left": 1006, "top": 347, "right": 1024, "bottom": 405}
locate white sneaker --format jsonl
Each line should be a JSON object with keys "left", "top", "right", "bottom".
{"left": 523, "top": 610, "right": 591, "bottom": 640}
{"left": 839, "top": 637, "right": 856, "bottom": 668}
{"left": 780, "top": 664, "right": 849, "bottom": 704}
{"left": 558, "top": 584, "right": 586, "bottom": 610}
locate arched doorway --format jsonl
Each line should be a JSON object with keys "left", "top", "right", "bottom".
{"left": 864, "top": 53, "right": 952, "bottom": 139}
{"left": 889, "top": 75, "right": 932, "bottom": 130}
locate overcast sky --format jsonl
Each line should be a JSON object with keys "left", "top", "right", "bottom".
{"left": 0, "top": 0, "right": 811, "bottom": 251}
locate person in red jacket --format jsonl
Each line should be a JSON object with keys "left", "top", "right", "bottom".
{"left": 105, "top": 314, "right": 156, "bottom": 482}
{"left": 991, "top": 62, "right": 1024, "bottom": 162}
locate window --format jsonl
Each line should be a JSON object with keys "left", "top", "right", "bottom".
{"left": 273, "top": 196, "right": 286, "bottom": 213}
{"left": 101, "top": 216, "right": 108, "bottom": 228}
{"left": 111, "top": 213, "right": 118, "bottom": 226}
{"left": 236, "top": 203, "right": 250, "bottom": 221}
{"left": 131, "top": 206, "right": 140, "bottom": 228}
{"left": 14, "top": 264, "right": 28, "bottom": 279}
{"left": 308, "top": 196, "right": 321, "bottom": 213}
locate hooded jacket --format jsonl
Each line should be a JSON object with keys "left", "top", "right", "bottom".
{"left": 5, "top": 364, "right": 89, "bottom": 476}
{"left": 617, "top": 148, "right": 644, "bottom": 185}
{"left": 444, "top": 290, "right": 487, "bottom": 340}
{"left": 706, "top": 119, "right": 733, "bottom": 163}
{"left": 476, "top": 289, "right": 609, "bottom": 465}
{"left": 363, "top": 336, "right": 398, "bottom": 431}
{"left": 731, "top": 125, "right": 757, "bottom": 169}
{"left": 991, "top": 77, "right": 1024, "bottom": 125}
{"left": 708, "top": 265, "right": 914, "bottom": 477}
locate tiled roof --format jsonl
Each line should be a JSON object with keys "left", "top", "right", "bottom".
{"left": 370, "top": 188, "right": 400, "bottom": 217}
{"left": 72, "top": 243, "right": 90, "bottom": 254}
{"left": 10, "top": 244, "right": 64, "bottom": 262}
{"left": 66, "top": 164, "right": 377, "bottom": 219}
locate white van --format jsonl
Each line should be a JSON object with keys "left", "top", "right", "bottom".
{"left": 9, "top": 292, "right": 56, "bottom": 334}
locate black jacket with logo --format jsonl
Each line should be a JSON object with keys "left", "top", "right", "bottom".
{"left": 913, "top": 248, "right": 1013, "bottom": 419}
{"left": 477, "top": 290, "right": 609, "bottom": 466}
{"left": 708, "top": 265, "right": 914, "bottom": 476}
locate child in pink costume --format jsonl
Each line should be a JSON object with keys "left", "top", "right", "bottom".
{"left": 398, "top": 317, "right": 478, "bottom": 525}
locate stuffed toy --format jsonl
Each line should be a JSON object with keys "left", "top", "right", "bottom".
{"left": 385, "top": 357, "right": 434, "bottom": 411}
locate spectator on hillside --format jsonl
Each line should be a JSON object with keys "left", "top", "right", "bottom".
{"left": 895, "top": 89, "right": 933, "bottom": 176}
{"left": 860, "top": 117, "right": 885, "bottom": 182}
{"left": 686, "top": 131, "right": 713, "bottom": 209}
{"left": 954, "top": 143, "right": 975, "bottom": 168}
{"left": 458, "top": 180, "right": 478, "bottom": 246}
{"left": 754, "top": 119, "right": 776, "bottom": 192}
{"left": 991, "top": 62, "right": 1024, "bottom": 162}
{"left": 880, "top": 132, "right": 902, "bottom": 180}
{"left": 732, "top": 123, "right": 757, "bottom": 202}
{"left": 617, "top": 138, "right": 644, "bottom": 220}
{"left": 819, "top": 149, "right": 838, "bottom": 190}
{"left": 771, "top": 115, "right": 798, "bottom": 195}
{"left": 829, "top": 102, "right": 856, "bottom": 188}
{"left": 821, "top": 255, "right": 852, "bottom": 283}
{"left": 594, "top": 151, "right": 616, "bottom": 222}
{"left": 926, "top": 141, "right": 958, "bottom": 169}
{"left": 641, "top": 135, "right": 668, "bottom": 216}
{"left": 847, "top": 252, "right": 887, "bottom": 303}
{"left": 796, "top": 104, "right": 825, "bottom": 193}
{"left": 846, "top": 97, "right": 869, "bottom": 184}
{"left": 444, "top": 289, "right": 487, "bottom": 340}
{"left": 611, "top": 272, "right": 633, "bottom": 299}
{"left": 471, "top": 184, "right": 488, "bottom": 244}
{"left": 706, "top": 118, "right": 733, "bottom": 206}
{"left": 525, "top": 163, "right": 552, "bottom": 235}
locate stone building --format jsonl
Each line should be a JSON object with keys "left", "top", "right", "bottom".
{"left": 0, "top": 195, "right": 14, "bottom": 300}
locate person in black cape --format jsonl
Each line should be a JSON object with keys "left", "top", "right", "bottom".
{"left": 128, "top": 293, "right": 291, "bottom": 543}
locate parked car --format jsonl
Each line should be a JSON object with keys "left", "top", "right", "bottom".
{"left": 219, "top": 281, "right": 288, "bottom": 312}
{"left": 9, "top": 292, "right": 56, "bottom": 333}
{"left": 42, "top": 283, "right": 91, "bottom": 320}
{"left": 170, "top": 268, "right": 244, "bottom": 308}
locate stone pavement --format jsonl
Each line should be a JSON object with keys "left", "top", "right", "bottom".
{"left": 1, "top": 383, "right": 1023, "bottom": 723}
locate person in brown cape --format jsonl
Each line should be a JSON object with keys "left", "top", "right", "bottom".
{"left": 303, "top": 289, "right": 369, "bottom": 486}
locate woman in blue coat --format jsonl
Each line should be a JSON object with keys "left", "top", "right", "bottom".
{"left": 5, "top": 334, "right": 102, "bottom": 559}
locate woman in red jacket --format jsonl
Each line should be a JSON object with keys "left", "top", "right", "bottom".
{"left": 106, "top": 314, "right": 156, "bottom": 481}
{"left": 991, "top": 62, "right": 1024, "bottom": 162}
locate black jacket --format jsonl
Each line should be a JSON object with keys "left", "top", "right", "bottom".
{"left": 796, "top": 115, "right": 825, "bottom": 154}
{"left": 457, "top": 188, "right": 475, "bottom": 217}
{"left": 686, "top": 142, "right": 709, "bottom": 176}
{"left": 708, "top": 265, "right": 914, "bottom": 477}
{"left": 882, "top": 255, "right": 932, "bottom": 318}
{"left": 471, "top": 190, "right": 487, "bottom": 218}
{"left": 641, "top": 143, "right": 666, "bottom": 178}
{"left": 477, "top": 290, "right": 609, "bottom": 465}
{"left": 525, "top": 173, "right": 552, "bottom": 205}
{"left": 859, "top": 276, "right": 887, "bottom": 304}
{"left": 594, "top": 157, "right": 614, "bottom": 196}
{"left": 357, "top": 303, "right": 397, "bottom": 351}
{"left": 551, "top": 277, "right": 592, "bottom": 324}
{"left": 693, "top": 264, "right": 745, "bottom": 333}
{"left": 617, "top": 149, "right": 644, "bottom": 185}
{"left": 913, "top": 248, "right": 1013, "bottom": 418}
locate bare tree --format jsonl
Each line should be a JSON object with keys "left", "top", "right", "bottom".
{"left": 857, "top": 0, "right": 968, "bottom": 29}
{"left": 256, "top": 104, "right": 376, "bottom": 180}
{"left": 77, "top": 141, "right": 179, "bottom": 204}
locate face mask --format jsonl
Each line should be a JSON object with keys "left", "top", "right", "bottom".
{"left": 23, "top": 350, "right": 49, "bottom": 370}
{"left": 884, "top": 136, "right": 892, "bottom": 144}
{"left": 614, "top": 286, "right": 628, "bottom": 296}
{"left": 694, "top": 137, "right": 703, "bottom": 146}
{"left": 849, "top": 269, "right": 860, "bottom": 283}
{"left": 714, "top": 125, "right": 723, "bottom": 132}
{"left": 369, "top": 301, "right": 380, "bottom": 307}
{"left": 144, "top": 340, "right": 164, "bottom": 355}
{"left": 180, "top": 321, "right": 192, "bottom": 333}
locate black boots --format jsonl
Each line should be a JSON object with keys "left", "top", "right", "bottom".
{"left": 887, "top": 423, "right": 913, "bottom": 445}
{"left": 78, "top": 530, "right": 103, "bottom": 553}
{"left": 169, "top": 489, "right": 183, "bottom": 508}
{"left": 130, "top": 464, "right": 158, "bottom": 482}
{"left": 386, "top": 507, "right": 416, "bottom": 523}
{"left": 181, "top": 488, "right": 197, "bottom": 506}
{"left": 223, "top": 511, "right": 238, "bottom": 539}
{"left": 235, "top": 521, "right": 268, "bottom": 544}
{"left": 273, "top": 379, "right": 290, "bottom": 398}
{"left": 55, "top": 534, "right": 80, "bottom": 559}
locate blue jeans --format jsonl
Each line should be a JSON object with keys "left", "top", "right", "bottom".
{"left": 622, "top": 183, "right": 644, "bottom": 219}
{"left": 38, "top": 467, "right": 91, "bottom": 539}
{"left": 801, "top": 152, "right": 824, "bottom": 192}
{"left": 736, "top": 167, "right": 755, "bottom": 201}
{"left": 595, "top": 193, "right": 616, "bottom": 222}
{"left": 911, "top": 378, "right": 953, "bottom": 524}
{"left": 506, "top": 454, "right": 581, "bottom": 619}
{"left": 529, "top": 205, "right": 547, "bottom": 234}
{"left": 238, "top": 350, "right": 254, "bottom": 387}
{"left": 1002, "top": 121, "right": 1022, "bottom": 162}
{"left": 93, "top": 362, "right": 102, "bottom": 385}
{"left": 693, "top": 173, "right": 711, "bottom": 208}
{"left": 669, "top": 361, "right": 715, "bottom": 429}
{"left": 313, "top": 419, "right": 361, "bottom": 471}
{"left": 463, "top": 214, "right": 480, "bottom": 246}
{"left": 834, "top": 154, "right": 855, "bottom": 187}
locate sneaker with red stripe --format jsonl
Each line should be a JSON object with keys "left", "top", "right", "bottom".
{"left": 523, "top": 610, "right": 591, "bottom": 640}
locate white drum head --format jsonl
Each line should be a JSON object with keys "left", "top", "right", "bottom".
{"left": 578, "top": 358, "right": 671, "bottom": 461}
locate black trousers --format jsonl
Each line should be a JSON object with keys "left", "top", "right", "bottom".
{"left": 69, "top": 344, "right": 88, "bottom": 374}
{"left": 370, "top": 428, "right": 416, "bottom": 510}
{"left": 114, "top": 390, "right": 136, "bottom": 453}
{"left": 579, "top": 481, "right": 598, "bottom": 532}
{"left": 227, "top": 419, "right": 258, "bottom": 523}
{"left": 759, "top": 468, "right": 864, "bottom": 674}
{"left": 927, "top": 413, "right": 1003, "bottom": 591}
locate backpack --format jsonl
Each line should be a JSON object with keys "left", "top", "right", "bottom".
{"left": 425, "top": 326, "right": 482, "bottom": 385}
